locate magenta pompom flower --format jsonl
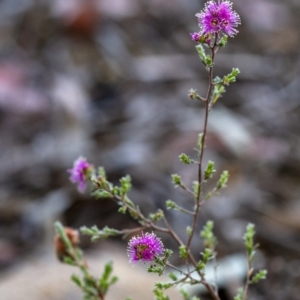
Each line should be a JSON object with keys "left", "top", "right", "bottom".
{"left": 195, "top": 0, "right": 240, "bottom": 37}
{"left": 127, "top": 232, "right": 164, "bottom": 264}
{"left": 190, "top": 32, "right": 202, "bottom": 42}
{"left": 68, "top": 157, "right": 91, "bottom": 193}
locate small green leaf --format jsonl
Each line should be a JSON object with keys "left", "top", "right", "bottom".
{"left": 204, "top": 160, "right": 216, "bottom": 180}
{"left": 212, "top": 84, "right": 226, "bottom": 104}
{"left": 223, "top": 68, "right": 240, "bottom": 85}
{"left": 153, "top": 287, "right": 170, "bottom": 300}
{"left": 149, "top": 209, "right": 164, "bottom": 221}
{"left": 218, "top": 35, "right": 228, "bottom": 47}
{"left": 171, "top": 174, "right": 182, "bottom": 187}
{"left": 80, "top": 225, "right": 120, "bottom": 241}
{"left": 92, "top": 190, "right": 112, "bottom": 199}
{"left": 71, "top": 274, "right": 83, "bottom": 288}
{"left": 205, "top": 55, "right": 213, "bottom": 67}
{"left": 54, "top": 221, "right": 73, "bottom": 253}
{"left": 197, "top": 133, "right": 204, "bottom": 151}
{"left": 186, "top": 226, "right": 192, "bottom": 237}
{"left": 216, "top": 170, "right": 229, "bottom": 189}
{"left": 120, "top": 175, "right": 132, "bottom": 194}
{"left": 118, "top": 206, "right": 127, "bottom": 214}
{"left": 168, "top": 272, "right": 177, "bottom": 281}
{"left": 63, "top": 256, "right": 76, "bottom": 266}
{"left": 166, "top": 200, "right": 177, "bottom": 210}
{"left": 196, "top": 260, "right": 206, "bottom": 272}
{"left": 179, "top": 245, "right": 188, "bottom": 259}
{"left": 98, "top": 167, "right": 107, "bottom": 179}
{"left": 243, "top": 223, "right": 258, "bottom": 262}
{"left": 187, "top": 89, "right": 203, "bottom": 101}
{"left": 233, "top": 287, "right": 244, "bottom": 300}
{"left": 155, "top": 282, "right": 172, "bottom": 290}
{"left": 192, "top": 181, "right": 199, "bottom": 197}
{"left": 201, "top": 248, "right": 213, "bottom": 264}
{"left": 179, "top": 153, "right": 193, "bottom": 164}
{"left": 180, "top": 289, "right": 189, "bottom": 300}
{"left": 200, "top": 221, "right": 217, "bottom": 249}
{"left": 213, "top": 76, "right": 223, "bottom": 84}
{"left": 195, "top": 44, "right": 207, "bottom": 63}
{"left": 148, "top": 264, "right": 165, "bottom": 276}
{"left": 251, "top": 269, "right": 267, "bottom": 284}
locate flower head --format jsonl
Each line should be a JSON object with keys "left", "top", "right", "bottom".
{"left": 68, "top": 156, "right": 91, "bottom": 193}
{"left": 196, "top": 0, "right": 240, "bottom": 37}
{"left": 190, "top": 32, "right": 201, "bottom": 42}
{"left": 127, "top": 232, "right": 164, "bottom": 264}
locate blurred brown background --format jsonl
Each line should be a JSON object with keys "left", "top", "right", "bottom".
{"left": 0, "top": 0, "right": 300, "bottom": 299}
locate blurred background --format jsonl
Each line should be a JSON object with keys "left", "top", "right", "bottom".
{"left": 0, "top": 0, "right": 300, "bottom": 299}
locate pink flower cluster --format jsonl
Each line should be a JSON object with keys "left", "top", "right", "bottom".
{"left": 68, "top": 157, "right": 91, "bottom": 193}
{"left": 127, "top": 232, "right": 164, "bottom": 264}
{"left": 191, "top": 0, "right": 240, "bottom": 40}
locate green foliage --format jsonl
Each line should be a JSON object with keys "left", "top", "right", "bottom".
{"left": 213, "top": 76, "right": 223, "bottom": 85}
{"left": 55, "top": 222, "right": 118, "bottom": 300}
{"left": 118, "top": 205, "right": 127, "bottom": 214}
{"left": 186, "top": 226, "right": 192, "bottom": 237}
{"left": 200, "top": 221, "right": 217, "bottom": 249}
{"left": 188, "top": 89, "right": 203, "bottom": 101}
{"left": 204, "top": 160, "right": 216, "bottom": 180}
{"left": 195, "top": 44, "right": 206, "bottom": 64}
{"left": 223, "top": 68, "right": 240, "bottom": 85}
{"left": 98, "top": 167, "right": 107, "bottom": 179}
{"left": 155, "top": 282, "right": 173, "bottom": 290}
{"left": 233, "top": 287, "right": 244, "bottom": 300}
{"left": 192, "top": 181, "right": 199, "bottom": 196}
{"left": 124, "top": 196, "right": 135, "bottom": 207}
{"left": 166, "top": 199, "right": 177, "bottom": 210}
{"left": 251, "top": 269, "right": 267, "bottom": 284}
{"left": 179, "top": 153, "right": 193, "bottom": 164}
{"left": 128, "top": 204, "right": 141, "bottom": 220}
{"left": 54, "top": 221, "right": 73, "bottom": 253}
{"left": 91, "top": 190, "right": 113, "bottom": 199}
{"left": 212, "top": 84, "right": 226, "bottom": 104}
{"left": 196, "top": 248, "right": 213, "bottom": 274}
{"left": 71, "top": 274, "right": 83, "bottom": 288}
{"left": 80, "top": 225, "right": 120, "bottom": 242}
{"left": 171, "top": 174, "right": 182, "bottom": 187}
{"left": 180, "top": 289, "right": 189, "bottom": 300}
{"left": 149, "top": 209, "right": 164, "bottom": 221}
{"left": 196, "top": 260, "right": 206, "bottom": 272}
{"left": 180, "top": 289, "right": 200, "bottom": 300}
{"left": 120, "top": 175, "right": 132, "bottom": 195}
{"left": 73, "top": 261, "right": 118, "bottom": 300}
{"left": 218, "top": 35, "right": 228, "bottom": 47}
{"left": 179, "top": 245, "right": 188, "bottom": 259}
{"left": 201, "top": 248, "right": 213, "bottom": 264}
{"left": 98, "top": 261, "right": 118, "bottom": 295}
{"left": 164, "top": 249, "right": 173, "bottom": 260}
{"left": 216, "top": 170, "right": 229, "bottom": 189}
{"left": 243, "top": 223, "right": 257, "bottom": 261}
{"left": 197, "top": 133, "right": 204, "bottom": 151}
{"left": 91, "top": 173, "right": 112, "bottom": 191}
{"left": 148, "top": 264, "right": 165, "bottom": 276}
{"left": 168, "top": 272, "right": 178, "bottom": 281}
{"left": 153, "top": 287, "right": 170, "bottom": 300}
{"left": 195, "top": 44, "right": 213, "bottom": 67}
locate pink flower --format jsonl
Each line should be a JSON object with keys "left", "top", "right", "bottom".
{"left": 127, "top": 232, "right": 164, "bottom": 264}
{"left": 195, "top": 0, "right": 240, "bottom": 37}
{"left": 190, "top": 32, "right": 201, "bottom": 42}
{"left": 68, "top": 157, "right": 91, "bottom": 193}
